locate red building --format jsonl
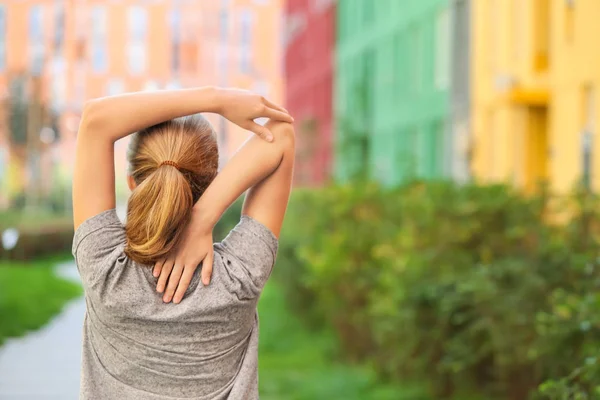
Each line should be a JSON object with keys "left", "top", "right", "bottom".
{"left": 284, "top": 0, "right": 335, "bottom": 185}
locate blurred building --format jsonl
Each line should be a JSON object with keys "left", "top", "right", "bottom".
{"left": 198, "top": 0, "right": 284, "bottom": 160}
{"left": 0, "top": 0, "right": 283, "bottom": 209}
{"left": 472, "top": 0, "right": 600, "bottom": 193}
{"left": 284, "top": 0, "right": 335, "bottom": 185}
{"left": 450, "top": 0, "right": 472, "bottom": 183}
{"left": 334, "top": 0, "right": 455, "bottom": 185}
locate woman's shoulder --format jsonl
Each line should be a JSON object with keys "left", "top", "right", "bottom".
{"left": 73, "top": 208, "right": 125, "bottom": 255}
{"left": 212, "top": 216, "right": 279, "bottom": 300}
{"left": 72, "top": 208, "right": 127, "bottom": 284}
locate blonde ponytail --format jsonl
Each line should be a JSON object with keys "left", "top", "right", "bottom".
{"left": 124, "top": 115, "right": 218, "bottom": 265}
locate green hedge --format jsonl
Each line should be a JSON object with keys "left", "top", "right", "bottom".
{"left": 213, "top": 199, "right": 244, "bottom": 242}
{"left": 0, "top": 220, "right": 74, "bottom": 261}
{"left": 0, "top": 200, "right": 244, "bottom": 262}
{"left": 275, "top": 181, "right": 600, "bottom": 400}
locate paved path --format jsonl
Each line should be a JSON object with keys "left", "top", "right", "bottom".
{"left": 0, "top": 262, "right": 84, "bottom": 400}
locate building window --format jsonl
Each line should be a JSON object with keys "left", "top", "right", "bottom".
{"left": 219, "top": 5, "right": 229, "bottom": 74}
{"left": 582, "top": 85, "right": 596, "bottom": 190}
{"left": 0, "top": 5, "right": 5, "bottom": 71}
{"left": 29, "top": 5, "right": 45, "bottom": 76}
{"left": 435, "top": 7, "right": 451, "bottom": 90}
{"left": 219, "top": 9, "right": 229, "bottom": 42}
{"left": 106, "top": 79, "right": 124, "bottom": 96}
{"left": 54, "top": 3, "right": 65, "bottom": 54}
{"left": 51, "top": 57, "right": 66, "bottom": 111}
{"left": 239, "top": 8, "right": 254, "bottom": 73}
{"left": 91, "top": 5, "right": 108, "bottom": 73}
{"left": 363, "top": 0, "right": 375, "bottom": 25}
{"left": 411, "top": 25, "right": 423, "bottom": 94}
{"left": 533, "top": 0, "right": 550, "bottom": 72}
{"left": 170, "top": 8, "right": 181, "bottom": 74}
{"left": 128, "top": 6, "right": 147, "bottom": 75}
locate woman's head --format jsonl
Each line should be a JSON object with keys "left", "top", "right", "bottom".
{"left": 125, "top": 115, "right": 218, "bottom": 264}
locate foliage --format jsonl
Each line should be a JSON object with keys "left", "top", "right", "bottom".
{"left": 213, "top": 198, "right": 244, "bottom": 242}
{"left": 275, "top": 181, "right": 600, "bottom": 400}
{"left": 8, "top": 77, "right": 28, "bottom": 145}
{"left": 0, "top": 215, "right": 74, "bottom": 261}
{"left": 258, "top": 280, "right": 429, "bottom": 399}
{"left": 0, "top": 254, "right": 82, "bottom": 345}
{"left": 48, "top": 175, "right": 72, "bottom": 214}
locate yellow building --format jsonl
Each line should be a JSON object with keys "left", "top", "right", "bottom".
{"left": 472, "top": 0, "right": 600, "bottom": 193}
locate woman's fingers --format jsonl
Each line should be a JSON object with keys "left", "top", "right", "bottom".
{"left": 262, "top": 97, "right": 290, "bottom": 114}
{"left": 201, "top": 249, "right": 214, "bottom": 286}
{"left": 156, "top": 259, "right": 174, "bottom": 293}
{"left": 163, "top": 263, "right": 184, "bottom": 303}
{"left": 173, "top": 264, "right": 197, "bottom": 304}
{"left": 153, "top": 259, "right": 164, "bottom": 278}
{"left": 248, "top": 122, "right": 274, "bottom": 142}
{"left": 264, "top": 107, "right": 294, "bottom": 123}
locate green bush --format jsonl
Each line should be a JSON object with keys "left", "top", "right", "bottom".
{"left": 213, "top": 198, "right": 244, "bottom": 242}
{"left": 276, "top": 181, "right": 600, "bottom": 400}
{"left": 0, "top": 220, "right": 74, "bottom": 261}
{"left": 0, "top": 209, "right": 74, "bottom": 260}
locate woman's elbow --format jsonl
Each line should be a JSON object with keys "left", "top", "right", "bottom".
{"left": 79, "top": 98, "right": 105, "bottom": 136}
{"left": 266, "top": 120, "right": 295, "bottom": 153}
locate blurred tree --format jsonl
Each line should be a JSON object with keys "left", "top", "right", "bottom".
{"left": 8, "top": 76, "right": 28, "bottom": 145}
{"left": 6, "top": 74, "right": 54, "bottom": 211}
{"left": 295, "top": 117, "right": 318, "bottom": 184}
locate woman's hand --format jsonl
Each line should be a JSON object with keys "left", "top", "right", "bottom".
{"left": 154, "top": 212, "right": 214, "bottom": 304}
{"left": 214, "top": 88, "right": 293, "bottom": 142}
{"left": 154, "top": 89, "right": 292, "bottom": 303}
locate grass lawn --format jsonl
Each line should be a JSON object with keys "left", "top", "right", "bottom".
{"left": 258, "top": 283, "right": 430, "bottom": 400}
{"left": 0, "top": 254, "right": 82, "bottom": 345}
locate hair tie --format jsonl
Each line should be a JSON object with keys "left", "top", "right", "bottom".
{"left": 159, "top": 160, "right": 180, "bottom": 170}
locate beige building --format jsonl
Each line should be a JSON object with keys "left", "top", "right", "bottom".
{"left": 0, "top": 0, "right": 283, "bottom": 208}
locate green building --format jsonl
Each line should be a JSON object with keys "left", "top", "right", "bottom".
{"left": 335, "top": 0, "right": 461, "bottom": 185}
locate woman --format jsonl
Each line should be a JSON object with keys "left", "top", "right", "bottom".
{"left": 72, "top": 86, "right": 295, "bottom": 399}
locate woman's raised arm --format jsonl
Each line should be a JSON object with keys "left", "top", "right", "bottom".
{"left": 155, "top": 120, "right": 295, "bottom": 303}
{"left": 72, "top": 87, "right": 292, "bottom": 230}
